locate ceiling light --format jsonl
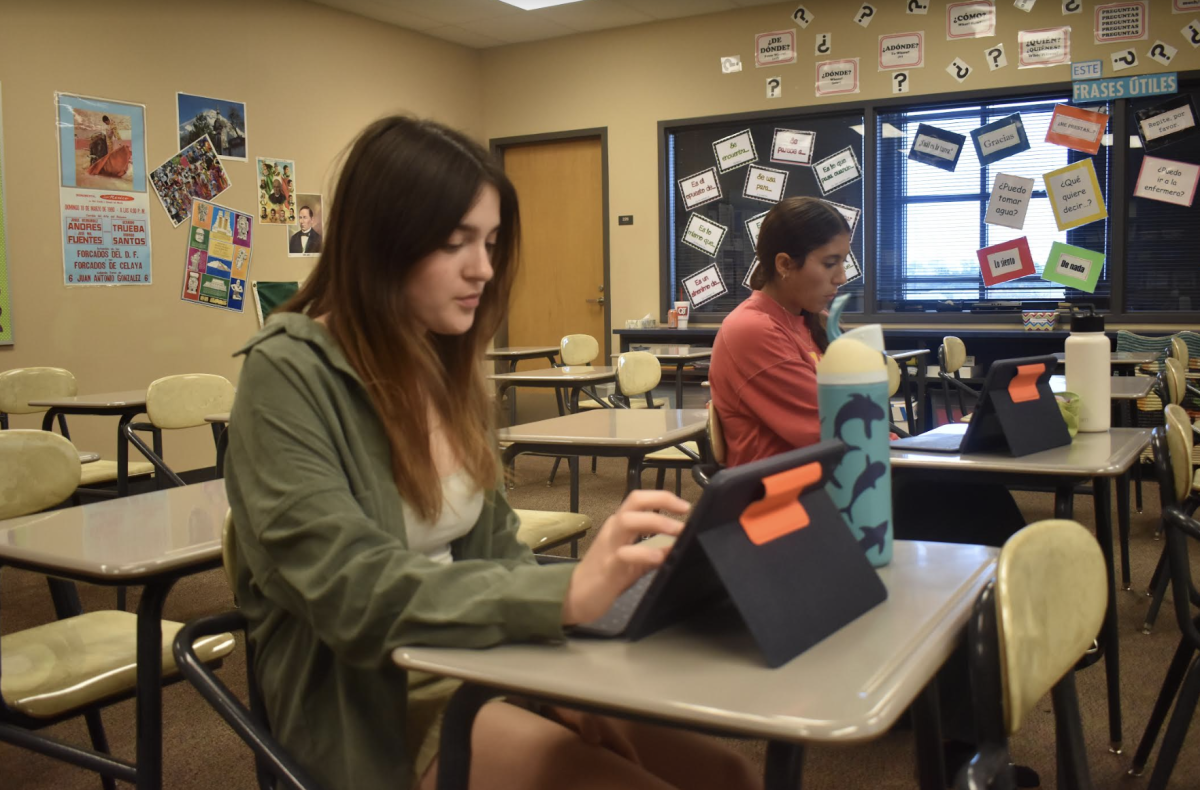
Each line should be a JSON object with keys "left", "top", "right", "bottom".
{"left": 496, "top": 0, "right": 586, "bottom": 9}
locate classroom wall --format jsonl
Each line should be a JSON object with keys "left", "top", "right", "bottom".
{"left": 479, "top": 0, "right": 1200, "bottom": 343}
{"left": 0, "top": 0, "right": 481, "bottom": 470}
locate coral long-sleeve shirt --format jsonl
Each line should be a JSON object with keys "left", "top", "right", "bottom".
{"left": 709, "top": 290, "right": 822, "bottom": 467}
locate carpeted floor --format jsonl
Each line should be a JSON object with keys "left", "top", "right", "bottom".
{"left": 4, "top": 453, "right": 1200, "bottom": 789}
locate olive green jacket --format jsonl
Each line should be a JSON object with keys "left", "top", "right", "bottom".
{"left": 224, "top": 313, "right": 575, "bottom": 790}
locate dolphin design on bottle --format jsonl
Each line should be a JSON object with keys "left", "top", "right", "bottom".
{"left": 833, "top": 393, "right": 885, "bottom": 443}
{"left": 839, "top": 460, "right": 887, "bottom": 519}
{"left": 858, "top": 521, "right": 889, "bottom": 554}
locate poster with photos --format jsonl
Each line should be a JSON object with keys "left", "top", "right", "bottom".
{"left": 149, "top": 134, "right": 231, "bottom": 226}
{"left": 286, "top": 193, "right": 324, "bottom": 257}
{"left": 182, "top": 198, "right": 252, "bottom": 313}
{"left": 257, "top": 157, "right": 296, "bottom": 224}
{"left": 176, "top": 92, "right": 246, "bottom": 160}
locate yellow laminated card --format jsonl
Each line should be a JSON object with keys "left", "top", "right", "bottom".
{"left": 1042, "top": 158, "right": 1108, "bottom": 231}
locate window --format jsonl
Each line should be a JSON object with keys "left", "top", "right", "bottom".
{"left": 665, "top": 111, "right": 864, "bottom": 317}
{"left": 1125, "top": 84, "right": 1200, "bottom": 313}
{"left": 876, "top": 96, "right": 1111, "bottom": 311}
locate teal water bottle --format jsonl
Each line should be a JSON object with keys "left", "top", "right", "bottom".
{"left": 817, "top": 323, "right": 892, "bottom": 567}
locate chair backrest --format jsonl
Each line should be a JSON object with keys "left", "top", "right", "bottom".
{"left": 560, "top": 334, "right": 599, "bottom": 366}
{"left": 1171, "top": 335, "right": 1190, "bottom": 367}
{"left": 1151, "top": 428, "right": 1200, "bottom": 654}
{"left": 222, "top": 510, "right": 238, "bottom": 594}
{"left": 995, "top": 519, "right": 1107, "bottom": 734}
{"left": 1165, "top": 358, "right": 1187, "bottom": 407}
{"left": 0, "top": 430, "right": 81, "bottom": 519}
{"left": 146, "top": 374, "right": 236, "bottom": 429}
{"left": 1164, "top": 404, "right": 1194, "bottom": 507}
{"left": 941, "top": 336, "right": 967, "bottom": 374}
{"left": 886, "top": 356, "right": 901, "bottom": 398}
{"left": 615, "top": 351, "right": 661, "bottom": 397}
{"left": 0, "top": 367, "right": 78, "bottom": 415}
{"left": 707, "top": 401, "right": 726, "bottom": 466}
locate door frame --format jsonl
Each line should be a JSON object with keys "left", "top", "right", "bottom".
{"left": 490, "top": 128, "right": 611, "bottom": 358}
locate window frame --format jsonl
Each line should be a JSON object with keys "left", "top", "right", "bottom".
{"left": 657, "top": 70, "right": 1200, "bottom": 325}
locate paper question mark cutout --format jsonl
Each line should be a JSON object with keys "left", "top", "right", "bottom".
{"left": 988, "top": 48, "right": 1002, "bottom": 67}
{"left": 817, "top": 33, "right": 830, "bottom": 54}
{"left": 1151, "top": 43, "right": 1167, "bottom": 59}
{"left": 956, "top": 63, "right": 970, "bottom": 79}
{"left": 1117, "top": 50, "right": 1135, "bottom": 65}
{"left": 1063, "top": 0, "right": 1080, "bottom": 11}
{"left": 1112, "top": 49, "right": 1137, "bottom": 70}
{"left": 1192, "top": 25, "right": 1200, "bottom": 46}
{"left": 856, "top": 3, "right": 875, "bottom": 25}
{"left": 907, "top": 0, "right": 928, "bottom": 12}
{"left": 893, "top": 72, "right": 909, "bottom": 93}
{"left": 792, "top": 5, "right": 811, "bottom": 27}
{"left": 766, "top": 78, "right": 781, "bottom": 98}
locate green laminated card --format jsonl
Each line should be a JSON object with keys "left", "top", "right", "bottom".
{"left": 1041, "top": 242, "right": 1104, "bottom": 294}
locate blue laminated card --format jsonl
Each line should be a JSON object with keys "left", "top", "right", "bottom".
{"left": 971, "top": 113, "right": 1030, "bottom": 166}
{"left": 907, "top": 124, "right": 966, "bottom": 172}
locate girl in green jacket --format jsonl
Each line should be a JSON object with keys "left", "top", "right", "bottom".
{"left": 224, "top": 116, "right": 760, "bottom": 790}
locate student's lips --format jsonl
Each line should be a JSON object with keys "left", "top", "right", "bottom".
{"left": 456, "top": 294, "right": 482, "bottom": 308}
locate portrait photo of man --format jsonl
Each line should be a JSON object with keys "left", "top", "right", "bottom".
{"left": 287, "top": 195, "right": 324, "bottom": 257}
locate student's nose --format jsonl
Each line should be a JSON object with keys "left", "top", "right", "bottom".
{"left": 466, "top": 241, "right": 494, "bottom": 283}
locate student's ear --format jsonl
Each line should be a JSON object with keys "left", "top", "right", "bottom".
{"left": 773, "top": 252, "right": 796, "bottom": 279}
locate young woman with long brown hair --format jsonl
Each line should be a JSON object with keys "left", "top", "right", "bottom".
{"left": 224, "top": 116, "right": 759, "bottom": 790}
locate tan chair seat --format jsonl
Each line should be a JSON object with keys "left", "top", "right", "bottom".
{"left": 576, "top": 397, "right": 667, "bottom": 410}
{"left": 514, "top": 509, "right": 591, "bottom": 552}
{"left": 1, "top": 610, "right": 234, "bottom": 718}
{"left": 645, "top": 441, "right": 700, "bottom": 462}
{"left": 78, "top": 460, "right": 155, "bottom": 487}
{"left": 1192, "top": 467, "right": 1200, "bottom": 493}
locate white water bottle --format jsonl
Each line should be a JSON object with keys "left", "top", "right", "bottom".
{"left": 1064, "top": 305, "right": 1110, "bottom": 433}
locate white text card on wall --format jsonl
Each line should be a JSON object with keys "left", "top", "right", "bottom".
{"left": 984, "top": 173, "right": 1035, "bottom": 228}
{"left": 712, "top": 129, "right": 758, "bottom": 173}
{"left": 756, "top": 30, "right": 797, "bottom": 67}
{"left": 1043, "top": 159, "right": 1108, "bottom": 230}
{"left": 816, "top": 58, "right": 860, "bottom": 96}
{"left": 947, "top": 1, "right": 996, "bottom": 39}
{"left": 746, "top": 211, "right": 769, "bottom": 247}
{"left": 879, "top": 32, "right": 925, "bottom": 70}
{"left": 771, "top": 129, "right": 816, "bottom": 165}
{"left": 1018, "top": 26, "right": 1071, "bottom": 67}
{"left": 825, "top": 200, "right": 861, "bottom": 237}
{"left": 1134, "top": 155, "right": 1200, "bottom": 206}
{"left": 683, "top": 263, "right": 728, "bottom": 308}
{"left": 814, "top": 147, "right": 862, "bottom": 195}
{"left": 677, "top": 167, "right": 722, "bottom": 211}
{"left": 743, "top": 165, "right": 789, "bottom": 203}
{"left": 681, "top": 214, "right": 729, "bottom": 257}
{"left": 1095, "top": 2, "right": 1148, "bottom": 44}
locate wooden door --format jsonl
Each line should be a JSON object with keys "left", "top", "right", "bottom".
{"left": 502, "top": 137, "right": 605, "bottom": 374}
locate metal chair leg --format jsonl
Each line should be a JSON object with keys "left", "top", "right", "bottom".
{"left": 547, "top": 457, "right": 562, "bottom": 486}
{"left": 1144, "top": 549, "right": 1172, "bottom": 634}
{"left": 1129, "top": 637, "right": 1196, "bottom": 776}
{"left": 82, "top": 711, "right": 118, "bottom": 790}
{"left": 1146, "top": 655, "right": 1200, "bottom": 790}
{"left": 1050, "top": 673, "right": 1091, "bottom": 790}
{"left": 654, "top": 468, "right": 666, "bottom": 491}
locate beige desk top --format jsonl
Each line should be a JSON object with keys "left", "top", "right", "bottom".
{"left": 891, "top": 424, "right": 1151, "bottom": 477}
{"left": 1050, "top": 374, "right": 1154, "bottom": 401}
{"left": 485, "top": 346, "right": 560, "bottom": 359}
{"left": 499, "top": 408, "right": 707, "bottom": 448}
{"left": 489, "top": 366, "right": 616, "bottom": 385}
{"left": 79, "top": 451, "right": 100, "bottom": 464}
{"left": 395, "top": 540, "right": 996, "bottom": 744}
{"left": 887, "top": 348, "right": 930, "bottom": 361}
{"left": 204, "top": 412, "right": 231, "bottom": 424}
{"left": 0, "top": 479, "right": 226, "bottom": 582}
{"left": 614, "top": 346, "right": 713, "bottom": 361}
{"left": 29, "top": 390, "right": 147, "bottom": 409}
{"left": 1052, "top": 351, "right": 1158, "bottom": 366}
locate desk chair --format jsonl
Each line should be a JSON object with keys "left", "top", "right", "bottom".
{"left": 124, "top": 374, "right": 235, "bottom": 488}
{"left": 0, "top": 430, "right": 233, "bottom": 790}
{"left": 1141, "top": 404, "right": 1200, "bottom": 634}
{"left": 887, "top": 356, "right": 911, "bottom": 439}
{"left": 608, "top": 352, "right": 700, "bottom": 495}
{"left": 938, "top": 337, "right": 978, "bottom": 425}
{"left": 955, "top": 519, "right": 1105, "bottom": 790}
{"left": 689, "top": 403, "right": 727, "bottom": 488}
{"left": 514, "top": 509, "right": 591, "bottom": 558}
{"left": 1128, "top": 427, "right": 1200, "bottom": 790}
{"left": 1118, "top": 331, "right": 1177, "bottom": 511}
{"left": 545, "top": 334, "right": 609, "bottom": 485}
{"left": 0, "top": 367, "right": 155, "bottom": 493}
{"left": 173, "top": 513, "right": 325, "bottom": 790}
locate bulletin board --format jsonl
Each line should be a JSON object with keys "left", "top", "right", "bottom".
{"left": 662, "top": 109, "right": 865, "bottom": 318}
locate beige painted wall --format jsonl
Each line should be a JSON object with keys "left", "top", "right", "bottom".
{"left": 480, "top": 0, "right": 1200, "bottom": 341}
{"left": 0, "top": 0, "right": 480, "bottom": 470}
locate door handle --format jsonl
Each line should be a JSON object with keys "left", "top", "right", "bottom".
{"left": 586, "top": 297, "right": 606, "bottom": 305}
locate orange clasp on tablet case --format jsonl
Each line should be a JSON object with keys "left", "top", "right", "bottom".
{"left": 739, "top": 461, "right": 823, "bottom": 546}
{"left": 1008, "top": 363, "right": 1045, "bottom": 404}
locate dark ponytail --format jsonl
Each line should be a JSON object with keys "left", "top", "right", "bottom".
{"left": 751, "top": 196, "right": 850, "bottom": 352}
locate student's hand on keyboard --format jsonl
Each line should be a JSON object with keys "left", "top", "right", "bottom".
{"left": 560, "top": 490, "right": 689, "bottom": 626}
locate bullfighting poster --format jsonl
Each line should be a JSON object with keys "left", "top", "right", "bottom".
{"left": 182, "top": 198, "right": 252, "bottom": 313}
{"left": 55, "top": 92, "right": 152, "bottom": 286}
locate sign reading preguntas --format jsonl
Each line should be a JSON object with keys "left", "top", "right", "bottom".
{"left": 1018, "top": 26, "right": 1071, "bottom": 67}
{"left": 1133, "top": 155, "right": 1200, "bottom": 207}
{"left": 683, "top": 263, "right": 728, "bottom": 308}
{"left": 677, "top": 167, "right": 723, "bottom": 211}
{"left": 816, "top": 58, "right": 860, "bottom": 96}
{"left": 1094, "top": 2, "right": 1148, "bottom": 44}
{"left": 984, "top": 173, "right": 1036, "bottom": 229}
{"left": 813, "top": 147, "right": 862, "bottom": 195}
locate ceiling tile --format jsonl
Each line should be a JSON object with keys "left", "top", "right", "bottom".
{"left": 386, "top": 0, "right": 523, "bottom": 25}
{"left": 538, "top": 0, "right": 654, "bottom": 31}
{"left": 423, "top": 24, "right": 509, "bottom": 47}
{"left": 309, "top": 0, "right": 442, "bottom": 30}
{"left": 614, "top": 0, "right": 738, "bottom": 20}
{"left": 458, "top": 13, "right": 578, "bottom": 43}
